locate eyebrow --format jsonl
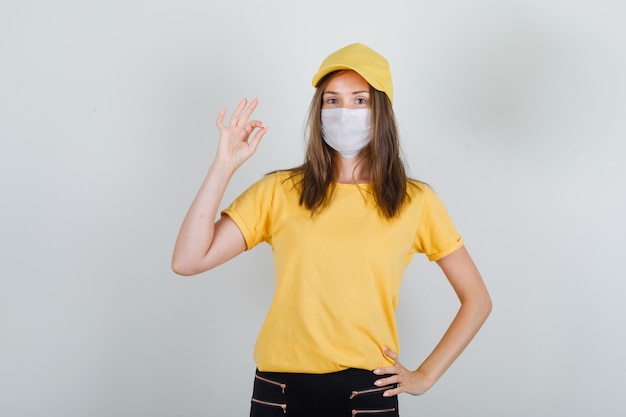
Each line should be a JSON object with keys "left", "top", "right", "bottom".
{"left": 322, "top": 90, "right": 370, "bottom": 95}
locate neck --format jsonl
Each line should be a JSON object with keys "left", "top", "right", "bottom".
{"left": 335, "top": 153, "right": 369, "bottom": 184}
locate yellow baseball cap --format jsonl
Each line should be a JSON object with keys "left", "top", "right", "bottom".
{"left": 311, "top": 43, "right": 394, "bottom": 104}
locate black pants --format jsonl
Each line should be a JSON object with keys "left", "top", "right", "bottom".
{"left": 250, "top": 368, "right": 399, "bottom": 417}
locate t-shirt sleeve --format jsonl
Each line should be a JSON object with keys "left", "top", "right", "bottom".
{"left": 414, "top": 185, "right": 464, "bottom": 261}
{"left": 221, "top": 175, "right": 275, "bottom": 250}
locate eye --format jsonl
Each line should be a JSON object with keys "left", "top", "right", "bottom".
{"left": 355, "top": 97, "right": 367, "bottom": 105}
{"left": 326, "top": 98, "right": 338, "bottom": 104}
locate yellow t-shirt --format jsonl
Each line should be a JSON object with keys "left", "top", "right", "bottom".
{"left": 222, "top": 171, "right": 463, "bottom": 373}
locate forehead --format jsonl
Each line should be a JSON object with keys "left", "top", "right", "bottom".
{"left": 323, "top": 70, "right": 371, "bottom": 92}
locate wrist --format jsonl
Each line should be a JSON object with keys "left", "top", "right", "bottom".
{"left": 413, "top": 368, "right": 437, "bottom": 391}
{"left": 209, "top": 159, "right": 238, "bottom": 178}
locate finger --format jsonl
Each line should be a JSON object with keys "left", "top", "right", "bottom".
{"left": 247, "top": 125, "right": 269, "bottom": 153}
{"left": 373, "top": 365, "right": 397, "bottom": 376}
{"left": 382, "top": 346, "right": 398, "bottom": 361}
{"left": 237, "top": 97, "right": 259, "bottom": 127}
{"left": 383, "top": 385, "right": 403, "bottom": 397}
{"left": 243, "top": 119, "right": 266, "bottom": 133}
{"left": 374, "top": 374, "right": 400, "bottom": 388}
{"left": 373, "top": 347, "right": 400, "bottom": 376}
{"left": 216, "top": 106, "right": 227, "bottom": 128}
{"left": 229, "top": 97, "right": 249, "bottom": 126}
{"left": 244, "top": 119, "right": 265, "bottom": 128}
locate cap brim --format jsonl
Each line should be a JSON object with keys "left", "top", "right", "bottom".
{"left": 311, "top": 64, "right": 362, "bottom": 88}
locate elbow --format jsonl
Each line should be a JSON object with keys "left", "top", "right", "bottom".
{"left": 480, "top": 292, "right": 493, "bottom": 322}
{"left": 171, "top": 257, "right": 199, "bottom": 277}
{"left": 463, "top": 291, "right": 492, "bottom": 324}
{"left": 171, "top": 262, "right": 191, "bottom": 277}
{"left": 171, "top": 253, "right": 216, "bottom": 276}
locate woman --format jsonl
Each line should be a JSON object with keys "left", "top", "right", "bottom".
{"left": 172, "top": 43, "right": 492, "bottom": 417}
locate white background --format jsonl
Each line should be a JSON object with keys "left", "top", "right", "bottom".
{"left": 1, "top": 1, "right": 625, "bottom": 416}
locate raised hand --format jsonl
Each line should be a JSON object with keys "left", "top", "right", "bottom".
{"left": 215, "top": 97, "right": 269, "bottom": 170}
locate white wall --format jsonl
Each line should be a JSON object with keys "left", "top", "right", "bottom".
{"left": 1, "top": 1, "right": 625, "bottom": 416}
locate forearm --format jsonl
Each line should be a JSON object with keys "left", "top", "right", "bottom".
{"left": 171, "top": 161, "right": 236, "bottom": 275}
{"left": 171, "top": 97, "right": 267, "bottom": 275}
{"left": 374, "top": 292, "right": 491, "bottom": 397}
{"left": 415, "top": 293, "right": 492, "bottom": 388}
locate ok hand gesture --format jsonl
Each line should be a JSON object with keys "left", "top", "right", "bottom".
{"left": 215, "top": 97, "right": 269, "bottom": 170}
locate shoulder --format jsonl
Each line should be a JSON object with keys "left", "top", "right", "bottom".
{"left": 261, "top": 170, "right": 303, "bottom": 189}
{"left": 241, "top": 170, "right": 302, "bottom": 197}
{"left": 265, "top": 169, "right": 302, "bottom": 181}
{"left": 403, "top": 179, "right": 452, "bottom": 214}
{"left": 406, "top": 179, "right": 435, "bottom": 199}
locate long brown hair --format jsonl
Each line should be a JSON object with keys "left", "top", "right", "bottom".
{"left": 284, "top": 71, "right": 409, "bottom": 218}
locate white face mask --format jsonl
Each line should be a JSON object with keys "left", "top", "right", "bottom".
{"left": 321, "top": 108, "right": 372, "bottom": 159}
